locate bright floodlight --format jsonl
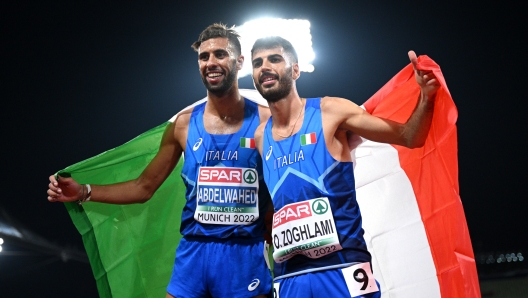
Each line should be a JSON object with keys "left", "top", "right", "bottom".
{"left": 0, "top": 237, "right": 3, "bottom": 245}
{"left": 235, "top": 18, "right": 315, "bottom": 78}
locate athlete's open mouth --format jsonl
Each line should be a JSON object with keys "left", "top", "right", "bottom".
{"left": 260, "top": 72, "right": 278, "bottom": 86}
{"left": 206, "top": 71, "right": 224, "bottom": 83}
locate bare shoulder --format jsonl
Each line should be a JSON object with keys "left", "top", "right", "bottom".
{"left": 320, "top": 96, "right": 361, "bottom": 115}
{"left": 168, "top": 106, "right": 193, "bottom": 148}
{"left": 173, "top": 105, "right": 193, "bottom": 128}
{"left": 257, "top": 104, "right": 271, "bottom": 124}
{"left": 321, "top": 96, "right": 366, "bottom": 123}
{"left": 254, "top": 121, "right": 267, "bottom": 154}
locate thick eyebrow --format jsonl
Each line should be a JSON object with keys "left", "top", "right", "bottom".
{"left": 199, "top": 49, "right": 229, "bottom": 58}
{"left": 252, "top": 53, "right": 284, "bottom": 65}
{"left": 267, "top": 54, "right": 284, "bottom": 61}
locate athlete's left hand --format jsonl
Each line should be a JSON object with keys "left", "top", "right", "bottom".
{"left": 408, "top": 50, "right": 440, "bottom": 100}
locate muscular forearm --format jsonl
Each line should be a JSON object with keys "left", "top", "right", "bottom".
{"left": 49, "top": 174, "right": 157, "bottom": 205}
{"left": 88, "top": 179, "right": 155, "bottom": 205}
{"left": 400, "top": 92, "right": 435, "bottom": 148}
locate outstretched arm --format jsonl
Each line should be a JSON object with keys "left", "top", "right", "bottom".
{"left": 48, "top": 114, "right": 188, "bottom": 204}
{"left": 401, "top": 50, "right": 439, "bottom": 147}
{"left": 327, "top": 51, "right": 440, "bottom": 148}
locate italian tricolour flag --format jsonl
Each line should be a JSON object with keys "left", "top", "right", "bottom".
{"left": 240, "top": 137, "right": 255, "bottom": 149}
{"left": 356, "top": 55, "right": 480, "bottom": 297}
{"left": 59, "top": 57, "right": 479, "bottom": 297}
{"left": 300, "top": 132, "right": 317, "bottom": 146}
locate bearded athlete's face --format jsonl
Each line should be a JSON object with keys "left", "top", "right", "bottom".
{"left": 251, "top": 46, "right": 298, "bottom": 103}
{"left": 198, "top": 37, "right": 242, "bottom": 95}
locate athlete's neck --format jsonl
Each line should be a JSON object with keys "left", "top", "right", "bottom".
{"left": 269, "top": 94, "right": 304, "bottom": 140}
{"left": 206, "top": 86, "right": 244, "bottom": 122}
{"left": 269, "top": 94, "right": 304, "bottom": 127}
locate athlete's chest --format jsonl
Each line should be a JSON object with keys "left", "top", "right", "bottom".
{"left": 202, "top": 117, "right": 244, "bottom": 135}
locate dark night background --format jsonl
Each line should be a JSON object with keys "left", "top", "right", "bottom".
{"left": 2, "top": 1, "right": 527, "bottom": 297}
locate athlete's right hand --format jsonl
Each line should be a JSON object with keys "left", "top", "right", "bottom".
{"left": 47, "top": 174, "right": 82, "bottom": 203}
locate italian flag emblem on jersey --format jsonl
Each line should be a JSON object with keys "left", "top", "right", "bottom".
{"left": 300, "top": 132, "right": 317, "bottom": 146}
{"left": 240, "top": 137, "right": 255, "bottom": 149}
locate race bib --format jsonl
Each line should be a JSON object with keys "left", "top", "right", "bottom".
{"left": 272, "top": 197, "right": 342, "bottom": 263}
{"left": 342, "top": 262, "right": 379, "bottom": 296}
{"left": 195, "top": 166, "right": 259, "bottom": 225}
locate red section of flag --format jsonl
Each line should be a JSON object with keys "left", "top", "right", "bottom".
{"left": 363, "top": 56, "right": 480, "bottom": 297}
{"left": 308, "top": 133, "right": 316, "bottom": 144}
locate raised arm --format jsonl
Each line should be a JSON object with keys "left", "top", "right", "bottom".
{"left": 325, "top": 51, "right": 440, "bottom": 148}
{"left": 47, "top": 113, "right": 189, "bottom": 204}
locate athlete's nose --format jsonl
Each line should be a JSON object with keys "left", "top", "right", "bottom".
{"left": 261, "top": 58, "right": 272, "bottom": 71}
{"left": 203, "top": 54, "right": 221, "bottom": 69}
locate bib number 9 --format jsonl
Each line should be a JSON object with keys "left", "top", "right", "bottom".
{"left": 342, "top": 262, "right": 379, "bottom": 296}
{"left": 353, "top": 268, "right": 368, "bottom": 290}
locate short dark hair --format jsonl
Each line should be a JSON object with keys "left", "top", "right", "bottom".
{"left": 251, "top": 36, "right": 298, "bottom": 63}
{"left": 191, "top": 23, "right": 241, "bottom": 56}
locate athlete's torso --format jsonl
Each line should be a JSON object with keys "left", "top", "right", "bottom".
{"left": 180, "top": 98, "right": 270, "bottom": 239}
{"left": 263, "top": 97, "right": 370, "bottom": 279}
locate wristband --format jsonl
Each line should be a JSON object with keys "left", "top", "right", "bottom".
{"left": 78, "top": 184, "right": 92, "bottom": 205}
{"left": 85, "top": 184, "right": 92, "bottom": 202}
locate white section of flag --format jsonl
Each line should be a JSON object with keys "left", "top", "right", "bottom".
{"left": 353, "top": 137, "right": 441, "bottom": 297}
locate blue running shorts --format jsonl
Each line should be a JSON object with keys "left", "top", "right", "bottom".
{"left": 273, "top": 263, "right": 380, "bottom": 298}
{"left": 167, "top": 237, "right": 272, "bottom": 297}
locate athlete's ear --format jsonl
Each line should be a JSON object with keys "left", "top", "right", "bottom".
{"left": 292, "top": 63, "right": 300, "bottom": 80}
{"left": 237, "top": 55, "right": 244, "bottom": 70}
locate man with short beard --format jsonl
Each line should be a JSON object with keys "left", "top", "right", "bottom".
{"left": 48, "top": 24, "right": 273, "bottom": 298}
{"left": 251, "top": 36, "right": 439, "bottom": 298}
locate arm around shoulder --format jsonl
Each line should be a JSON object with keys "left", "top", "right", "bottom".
{"left": 254, "top": 122, "right": 266, "bottom": 157}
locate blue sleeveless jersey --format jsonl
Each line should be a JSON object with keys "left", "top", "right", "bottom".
{"left": 263, "top": 98, "right": 371, "bottom": 279}
{"left": 180, "top": 98, "right": 270, "bottom": 239}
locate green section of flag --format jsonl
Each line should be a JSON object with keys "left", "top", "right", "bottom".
{"left": 300, "top": 134, "right": 308, "bottom": 146}
{"left": 61, "top": 122, "right": 186, "bottom": 298}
